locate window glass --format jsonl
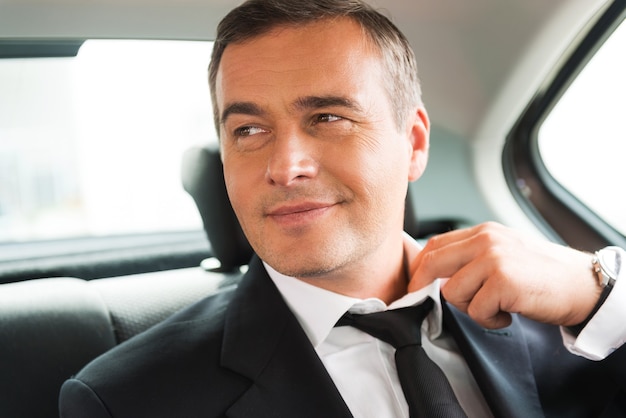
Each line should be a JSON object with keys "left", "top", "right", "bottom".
{"left": 0, "top": 40, "right": 214, "bottom": 242}
{"left": 538, "top": 18, "right": 626, "bottom": 235}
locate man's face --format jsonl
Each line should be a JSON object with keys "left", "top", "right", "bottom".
{"left": 216, "top": 18, "right": 429, "bottom": 282}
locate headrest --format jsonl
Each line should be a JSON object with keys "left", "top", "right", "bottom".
{"left": 182, "top": 145, "right": 424, "bottom": 271}
{"left": 181, "top": 145, "right": 253, "bottom": 271}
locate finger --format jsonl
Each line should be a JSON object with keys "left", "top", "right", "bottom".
{"left": 439, "top": 258, "right": 491, "bottom": 313}
{"left": 466, "top": 285, "right": 513, "bottom": 329}
{"left": 449, "top": 247, "right": 518, "bottom": 328}
{"left": 413, "top": 222, "right": 507, "bottom": 259}
{"left": 411, "top": 228, "right": 476, "bottom": 270}
{"left": 408, "top": 235, "right": 481, "bottom": 292}
{"left": 410, "top": 222, "right": 508, "bottom": 276}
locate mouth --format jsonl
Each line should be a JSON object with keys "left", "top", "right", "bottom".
{"left": 265, "top": 201, "right": 337, "bottom": 228}
{"left": 267, "top": 202, "right": 333, "bottom": 216}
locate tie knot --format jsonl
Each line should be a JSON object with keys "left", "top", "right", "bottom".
{"left": 336, "top": 297, "right": 434, "bottom": 349}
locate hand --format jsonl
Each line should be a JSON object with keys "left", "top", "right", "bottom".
{"left": 408, "top": 222, "right": 602, "bottom": 329}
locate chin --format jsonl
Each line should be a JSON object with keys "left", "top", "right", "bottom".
{"left": 267, "top": 257, "right": 333, "bottom": 279}
{"left": 255, "top": 230, "right": 363, "bottom": 279}
{"left": 260, "top": 246, "right": 341, "bottom": 278}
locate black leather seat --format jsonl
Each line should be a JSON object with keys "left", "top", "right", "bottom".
{"left": 0, "top": 278, "right": 116, "bottom": 418}
{"left": 0, "top": 271, "right": 242, "bottom": 418}
{"left": 181, "top": 144, "right": 253, "bottom": 272}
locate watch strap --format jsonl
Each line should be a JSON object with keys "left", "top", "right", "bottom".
{"left": 567, "top": 246, "right": 621, "bottom": 336}
{"left": 567, "top": 283, "right": 613, "bottom": 336}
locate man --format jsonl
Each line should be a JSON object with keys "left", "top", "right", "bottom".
{"left": 59, "top": 0, "right": 626, "bottom": 417}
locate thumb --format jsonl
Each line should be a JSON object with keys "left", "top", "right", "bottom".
{"left": 407, "top": 249, "right": 439, "bottom": 292}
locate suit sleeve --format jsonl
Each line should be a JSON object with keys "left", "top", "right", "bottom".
{"left": 59, "top": 378, "right": 113, "bottom": 418}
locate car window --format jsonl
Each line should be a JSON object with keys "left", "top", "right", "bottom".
{"left": 538, "top": 18, "right": 626, "bottom": 236}
{"left": 0, "top": 40, "right": 215, "bottom": 243}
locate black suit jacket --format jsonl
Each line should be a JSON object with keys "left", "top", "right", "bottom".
{"left": 59, "top": 256, "right": 626, "bottom": 417}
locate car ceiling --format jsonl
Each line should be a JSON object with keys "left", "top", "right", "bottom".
{"left": 0, "top": 0, "right": 610, "bottom": 141}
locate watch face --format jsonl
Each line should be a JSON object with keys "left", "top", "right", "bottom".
{"left": 599, "top": 246, "right": 623, "bottom": 278}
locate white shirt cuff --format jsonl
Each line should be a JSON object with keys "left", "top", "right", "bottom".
{"left": 562, "top": 247, "right": 626, "bottom": 360}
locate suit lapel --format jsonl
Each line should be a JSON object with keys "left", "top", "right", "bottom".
{"left": 221, "top": 257, "right": 352, "bottom": 418}
{"left": 442, "top": 299, "right": 545, "bottom": 418}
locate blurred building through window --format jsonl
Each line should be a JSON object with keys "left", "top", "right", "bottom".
{"left": 0, "top": 40, "right": 214, "bottom": 242}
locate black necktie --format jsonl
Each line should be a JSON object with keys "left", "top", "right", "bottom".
{"left": 335, "top": 297, "right": 467, "bottom": 418}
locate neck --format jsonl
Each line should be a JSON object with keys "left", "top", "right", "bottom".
{"left": 297, "top": 233, "right": 410, "bottom": 304}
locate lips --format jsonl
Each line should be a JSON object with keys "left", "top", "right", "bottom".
{"left": 266, "top": 201, "right": 334, "bottom": 217}
{"left": 265, "top": 201, "right": 337, "bottom": 228}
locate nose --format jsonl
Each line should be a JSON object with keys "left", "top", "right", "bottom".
{"left": 265, "top": 128, "right": 319, "bottom": 186}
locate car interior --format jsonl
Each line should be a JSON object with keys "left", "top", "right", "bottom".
{"left": 1, "top": 0, "right": 625, "bottom": 417}
{"left": 1, "top": 146, "right": 247, "bottom": 418}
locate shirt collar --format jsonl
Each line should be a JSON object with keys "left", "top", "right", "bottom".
{"left": 264, "top": 234, "right": 445, "bottom": 348}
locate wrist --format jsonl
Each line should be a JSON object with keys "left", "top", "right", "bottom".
{"left": 567, "top": 246, "right": 623, "bottom": 335}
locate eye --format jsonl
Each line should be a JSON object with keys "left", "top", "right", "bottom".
{"left": 314, "top": 113, "right": 343, "bottom": 124}
{"left": 233, "top": 125, "right": 268, "bottom": 138}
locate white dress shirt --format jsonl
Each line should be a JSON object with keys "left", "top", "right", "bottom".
{"left": 264, "top": 237, "right": 626, "bottom": 417}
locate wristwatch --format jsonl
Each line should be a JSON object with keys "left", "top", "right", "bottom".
{"left": 592, "top": 246, "right": 622, "bottom": 289}
{"left": 569, "top": 246, "right": 622, "bottom": 335}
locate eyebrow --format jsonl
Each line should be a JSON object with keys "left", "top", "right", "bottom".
{"left": 220, "top": 102, "right": 264, "bottom": 126}
{"left": 220, "top": 95, "right": 363, "bottom": 125}
{"left": 293, "top": 95, "right": 364, "bottom": 113}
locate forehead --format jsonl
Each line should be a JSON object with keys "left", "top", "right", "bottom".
{"left": 215, "top": 18, "right": 385, "bottom": 114}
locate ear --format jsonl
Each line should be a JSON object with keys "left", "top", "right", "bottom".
{"left": 406, "top": 107, "right": 430, "bottom": 182}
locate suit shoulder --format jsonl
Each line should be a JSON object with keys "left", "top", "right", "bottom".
{"left": 81, "top": 284, "right": 237, "bottom": 375}
{"left": 63, "top": 285, "right": 248, "bottom": 416}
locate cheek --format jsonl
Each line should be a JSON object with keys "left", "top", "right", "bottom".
{"left": 223, "top": 170, "right": 263, "bottom": 252}
{"left": 331, "top": 136, "right": 409, "bottom": 210}
{"left": 223, "top": 160, "right": 253, "bottom": 220}
{"left": 367, "top": 143, "right": 411, "bottom": 218}
{"left": 355, "top": 134, "right": 410, "bottom": 187}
